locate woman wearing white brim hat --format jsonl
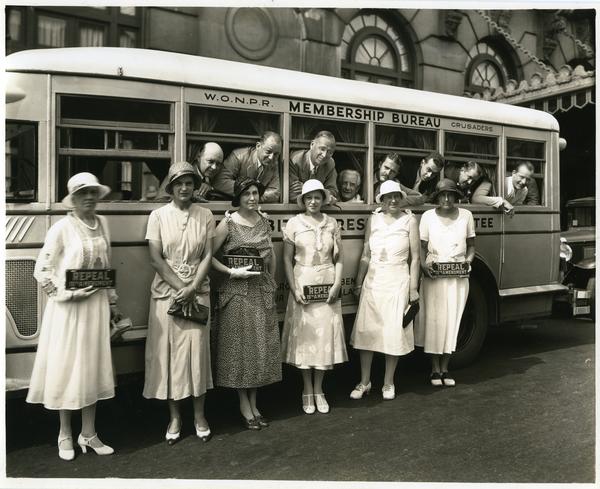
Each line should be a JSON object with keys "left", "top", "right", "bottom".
{"left": 27, "top": 172, "right": 121, "bottom": 460}
{"left": 281, "top": 180, "right": 348, "bottom": 415}
{"left": 349, "top": 180, "right": 420, "bottom": 401}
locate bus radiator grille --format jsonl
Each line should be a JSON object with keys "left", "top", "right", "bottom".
{"left": 6, "top": 259, "right": 38, "bottom": 337}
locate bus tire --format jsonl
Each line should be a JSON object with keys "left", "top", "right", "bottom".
{"left": 452, "top": 278, "right": 488, "bottom": 368}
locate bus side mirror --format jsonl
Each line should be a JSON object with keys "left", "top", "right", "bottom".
{"left": 559, "top": 138, "right": 567, "bottom": 151}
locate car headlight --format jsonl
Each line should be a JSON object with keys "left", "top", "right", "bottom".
{"left": 560, "top": 237, "right": 573, "bottom": 262}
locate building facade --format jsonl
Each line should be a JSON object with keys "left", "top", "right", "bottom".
{"left": 5, "top": 6, "right": 596, "bottom": 221}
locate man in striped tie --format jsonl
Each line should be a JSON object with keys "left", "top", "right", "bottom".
{"left": 212, "top": 131, "right": 282, "bottom": 203}
{"left": 289, "top": 130, "right": 339, "bottom": 204}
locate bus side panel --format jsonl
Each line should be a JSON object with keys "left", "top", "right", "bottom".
{"left": 500, "top": 213, "right": 558, "bottom": 289}
{"left": 6, "top": 73, "right": 48, "bottom": 121}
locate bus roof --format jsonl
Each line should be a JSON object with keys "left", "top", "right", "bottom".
{"left": 6, "top": 47, "right": 560, "bottom": 131}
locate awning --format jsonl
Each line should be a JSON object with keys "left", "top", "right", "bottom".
{"left": 469, "top": 64, "right": 595, "bottom": 114}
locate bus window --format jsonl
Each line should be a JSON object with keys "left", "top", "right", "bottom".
{"left": 57, "top": 95, "right": 173, "bottom": 202}
{"left": 187, "top": 105, "right": 282, "bottom": 201}
{"left": 187, "top": 105, "right": 281, "bottom": 158}
{"left": 444, "top": 132, "right": 499, "bottom": 198}
{"left": 506, "top": 139, "right": 545, "bottom": 206}
{"left": 6, "top": 121, "right": 37, "bottom": 202}
{"left": 291, "top": 116, "right": 367, "bottom": 203}
{"left": 375, "top": 125, "right": 437, "bottom": 192}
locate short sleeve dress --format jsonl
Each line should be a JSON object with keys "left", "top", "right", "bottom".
{"left": 214, "top": 215, "right": 281, "bottom": 388}
{"left": 414, "top": 207, "right": 476, "bottom": 354}
{"left": 280, "top": 214, "right": 348, "bottom": 370}
{"left": 26, "top": 214, "right": 115, "bottom": 410}
{"left": 143, "top": 202, "right": 215, "bottom": 400}
{"left": 351, "top": 211, "right": 415, "bottom": 356}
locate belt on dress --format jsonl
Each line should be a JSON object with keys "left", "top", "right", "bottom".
{"left": 167, "top": 260, "right": 197, "bottom": 279}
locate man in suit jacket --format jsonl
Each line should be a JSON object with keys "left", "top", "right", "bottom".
{"left": 157, "top": 142, "right": 224, "bottom": 201}
{"left": 289, "top": 130, "right": 339, "bottom": 203}
{"left": 373, "top": 153, "right": 421, "bottom": 205}
{"left": 505, "top": 161, "right": 540, "bottom": 206}
{"left": 212, "top": 131, "right": 282, "bottom": 203}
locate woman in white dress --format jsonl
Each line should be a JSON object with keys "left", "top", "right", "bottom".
{"left": 415, "top": 178, "right": 476, "bottom": 387}
{"left": 143, "top": 161, "right": 215, "bottom": 444}
{"left": 281, "top": 179, "right": 348, "bottom": 415}
{"left": 27, "top": 172, "right": 121, "bottom": 460}
{"left": 349, "top": 180, "right": 420, "bottom": 401}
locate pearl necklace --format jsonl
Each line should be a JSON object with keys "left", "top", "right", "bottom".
{"left": 74, "top": 213, "right": 98, "bottom": 230}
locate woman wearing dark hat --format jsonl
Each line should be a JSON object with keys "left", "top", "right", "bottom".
{"left": 211, "top": 177, "right": 281, "bottom": 430}
{"left": 349, "top": 180, "right": 420, "bottom": 401}
{"left": 281, "top": 179, "right": 348, "bottom": 415}
{"left": 414, "top": 178, "right": 476, "bottom": 387}
{"left": 143, "top": 161, "right": 215, "bottom": 444}
{"left": 27, "top": 172, "right": 120, "bottom": 460}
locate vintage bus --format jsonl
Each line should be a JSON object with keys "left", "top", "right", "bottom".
{"left": 5, "top": 47, "right": 568, "bottom": 393}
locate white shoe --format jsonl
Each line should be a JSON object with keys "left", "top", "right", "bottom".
{"left": 58, "top": 434, "right": 75, "bottom": 461}
{"left": 302, "top": 394, "right": 315, "bottom": 415}
{"left": 382, "top": 384, "right": 396, "bottom": 400}
{"left": 195, "top": 424, "right": 212, "bottom": 442}
{"left": 350, "top": 382, "right": 372, "bottom": 400}
{"left": 165, "top": 419, "right": 181, "bottom": 445}
{"left": 314, "top": 393, "right": 330, "bottom": 414}
{"left": 78, "top": 433, "right": 114, "bottom": 455}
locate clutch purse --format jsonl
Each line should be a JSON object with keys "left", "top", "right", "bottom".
{"left": 167, "top": 300, "right": 209, "bottom": 325}
{"left": 402, "top": 301, "right": 420, "bottom": 328}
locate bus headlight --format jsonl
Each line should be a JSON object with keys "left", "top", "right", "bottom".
{"left": 560, "top": 237, "right": 573, "bottom": 262}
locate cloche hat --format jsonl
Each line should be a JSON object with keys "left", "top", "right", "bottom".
{"left": 232, "top": 177, "right": 264, "bottom": 207}
{"left": 296, "top": 179, "right": 331, "bottom": 208}
{"left": 430, "top": 178, "right": 464, "bottom": 201}
{"left": 164, "top": 161, "right": 201, "bottom": 195}
{"left": 62, "top": 172, "right": 111, "bottom": 207}
{"left": 375, "top": 180, "right": 407, "bottom": 204}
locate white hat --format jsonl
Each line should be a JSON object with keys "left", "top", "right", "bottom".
{"left": 297, "top": 179, "right": 331, "bottom": 208}
{"left": 62, "top": 172, "right": 111, "bottom": 207}
{"left": 375, "top": 180, "right": 407, "bottom": 203}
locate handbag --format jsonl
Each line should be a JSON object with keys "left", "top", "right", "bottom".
{"left": 167, "top": 300, "right": 209, "bottom": 325}
{"left": 402, "top": 301, "right": 420, "bottom": 328}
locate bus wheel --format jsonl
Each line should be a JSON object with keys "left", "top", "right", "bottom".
{"left": 452, "top": 279, "right": 488, "bottom": 368}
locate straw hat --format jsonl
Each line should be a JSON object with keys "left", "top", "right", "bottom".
{"left": 164, "top": 161, "right": 201, "bottom": 195}
{"left": 375, "top": 180, "right": 407, "bottom": 203}
{"left": 62, "top": 172, "right": 111, "bottom": 207}
{"left": 232, "top": 177, "right": 264, "bottom": 207}
{"left": 430, "top": 178, "right": 464, "bottom": 201}
{"left": 296, "top": 179, "right": 331, "bottom": 208}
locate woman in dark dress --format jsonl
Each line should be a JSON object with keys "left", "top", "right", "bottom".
{"left": 212, "top": 178, "right": 281, "bottom": 430}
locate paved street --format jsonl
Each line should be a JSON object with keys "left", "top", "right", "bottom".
{"left": 5, "top": 316, "right": 595, "bottom": 484}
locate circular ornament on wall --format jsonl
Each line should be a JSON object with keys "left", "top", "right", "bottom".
{"left": 225, "top": 8, "right": 278, "bottom": 61}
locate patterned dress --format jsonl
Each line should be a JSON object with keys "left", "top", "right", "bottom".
{"left": 27, "top": 214, "right": 115, "bottom": 410}
{"left": 214, "top": 216, "right": 281, "bottom": 388}
{"left": 414, "top": 207, "right": 476, "bottom": 354}
{"left": 143, "top": 202, "right": 215, "bottom": 400}
{"left": 281, "top": 214, "right": 348, "bottom": 369}
{"left": 351, "top": 211, "right": 415, "bottom": 356}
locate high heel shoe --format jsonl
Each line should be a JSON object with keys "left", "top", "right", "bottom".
{"left": 243, "top": 417, "right": 261, "bottom": 430}
{"left": 382, "top": 384, "right": 396, "bottom": 400}
{"left": 350, "top": 381, "right": 372, "bottom": 400}
{"left": 77, "top": 433, "right": 114, "bottom": 455}
{"left": 314, "top": 393, "right": 330, "bottom": 414}
{"left": 195, "top": 424, "right": 212, "bottom": 442}
{"left": 255, "top": 415, "right": 269, "bottom": 428}
{"left": 165, "top": 420, "right": 181, "bottom": 445}
{"left": 302, "top": 394, "right": 315, "bottom": 415}
{"left": 58, "top": 434, "right": 75, "bottom": 461}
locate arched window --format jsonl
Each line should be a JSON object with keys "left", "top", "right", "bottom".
{"left": 465, "top": 41, "right": 515, "bottom": 94}
{"left": 341, "top": 13, "right": 414, "bottom": 87}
